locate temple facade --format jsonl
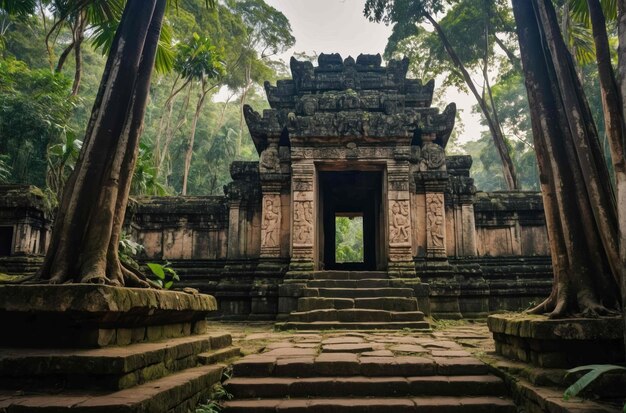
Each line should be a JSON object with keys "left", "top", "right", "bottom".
{"left": 0, "top": 54, "right": 552, "bottom": 320}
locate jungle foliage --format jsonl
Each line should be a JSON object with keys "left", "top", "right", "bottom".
{"left": 0, "top": 0, "right": 293, "bottom": 201}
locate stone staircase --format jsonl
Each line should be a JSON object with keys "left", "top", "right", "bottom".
{"left": 221, "top": 333, "right": 517, "bottom": 412}
{"left": 0, "top": 333, "right": 241, "bottom": 412}
{"left": 277, "top": 271, "right": 430, "bottom": 330}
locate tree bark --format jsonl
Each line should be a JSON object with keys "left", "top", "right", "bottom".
{"left": 38, "top": 0, "right": 167, "bottom": 286}
{"left": 70, "top": 11, "right": 87, "bottom": 96}
{"left": 512, "top": 0, "right": 621, "bottom": 317}
{"left": 55, "top": 41, "right": 75, "bottom": 73}
{"left": 616, "top": 0, "right": 626, "bottom": 359}
{"left": 424, "top": 12, "right": 519, "bottom": 190}
{"left": 181, "top": 79, "right": 209, "bottom": 196}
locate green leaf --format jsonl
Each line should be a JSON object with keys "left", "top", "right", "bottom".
{"left": 564, "top": 365, "right": 626, "bottom": 400}
{"left": 164, "top": 281, "right": 174, "bottom": 289}
{"left": 147, "top": 262, "right": 165, "bottom": 279}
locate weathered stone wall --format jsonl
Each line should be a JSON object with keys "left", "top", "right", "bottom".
{"left": 473, "top": 192, "right": 549, "bottom": 257}
{"left": 0, "top": 177, "right": 552, "bottom": 319}
{"left": 128, "top": 196, "right": 230, "bottom": 260}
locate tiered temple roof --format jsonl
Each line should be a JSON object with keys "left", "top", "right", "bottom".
{"left": 244, "top": 53, "right": 456, "bottom": 154}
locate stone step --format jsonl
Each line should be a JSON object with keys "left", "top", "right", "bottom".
{"left": 0, "top": 333, "right": 232, "bottom": 391}
{"left": 311, "top": 271, "right": 390, "bottom": 280}
{"left": 224, "top": 375, "right": 507, "bottom": 398}
{"left": 288, "top": 309, "right": 425, "bottom": 323}
{"left": 306, "top": 279, "right": 392, "bottom": 288}
{"left": 276, "top": 321, "right": 431, "bottom": 331}
{"left": 232, "top": 354, "right": 486, "bottom": 377}
{"left": 303, "top": 287, "right": 415, "bottom": 298}
{"left": 298, "top": 297, "right": 419, "bottom": 312}
{"left": 221, "top": 396, "right": 517, "bottom": 412}
{"left": 0, "top": 364, "right": 224, "bottom": 413}
{"left": 198, "top": 346, "right": 241, "bottom": 365}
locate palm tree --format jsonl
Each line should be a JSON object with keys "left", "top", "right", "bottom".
{"left": 41, "top": 0, "right": 174, "bottom": 95}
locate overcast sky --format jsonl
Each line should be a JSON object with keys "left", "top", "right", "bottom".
{"left": 263, "top": 0, "right": 483, "bottom": 143}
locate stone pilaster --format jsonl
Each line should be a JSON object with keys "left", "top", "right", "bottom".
{"left": 425, "top": 192, "right": 446, "bottom": 259}
{"left": 226, "top": 199, "right": 242, "bottom": 260}
{"left": 289, "top": 160, "right": 315, "bottom": 272}
{"left": 415, "top": 134, "right": 449, "bottom": 261}
{"left": 387, "top": 149, "right": 416, "bottom": 277}
{"left": 260, "top": 191, "right": 281, "bottom": 258}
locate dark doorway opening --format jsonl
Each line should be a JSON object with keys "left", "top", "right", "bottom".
{"left": 319, "top": 170, "right": 384, "bottom": 271}
{"left": 0, "top": 226, "right": 14, "bottom": 257}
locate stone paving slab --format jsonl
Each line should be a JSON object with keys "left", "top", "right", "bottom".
{"left": 215, "top": 322, "right": 623, "bottom": 413}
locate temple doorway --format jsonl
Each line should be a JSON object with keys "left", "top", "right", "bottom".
{"left": 318, "top": 169, "right": 385, "bottom": 271}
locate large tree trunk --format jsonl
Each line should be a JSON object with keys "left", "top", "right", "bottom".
{"left": 38, "top": 0, "right": 167, "bottom": 286}
{"left": 424, "top": 12, "right": 519, "bottom": 191}
{"left": 512, "top": 0, "right": 621, "bottom": 317}
{"left": 616, "top": 0, "right": 626, "bottom": 358}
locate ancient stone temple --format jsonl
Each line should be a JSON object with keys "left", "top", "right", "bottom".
{"left": 0, "top": 53, "right": 552, "bottom": 322}
{"left": 245, "top": 53, "right": 456, "bottom": 278}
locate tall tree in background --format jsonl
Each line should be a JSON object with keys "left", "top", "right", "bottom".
{"left": 365, "top": 0, "right": 520, "bottom": 190}
{"left": 226, "top": 0, "right": 294, "bottom": 156}
{"left": 512, "top": 0, "right": 621, "bottom": 317}
{"left": 176, "top": 33, "right": 224, "bottom": 195}
{"left": 38, "top": 0, "right": 168, "bottom": 286}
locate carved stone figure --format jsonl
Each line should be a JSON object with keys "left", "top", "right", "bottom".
{"left": 390, "top": 200, "right": 411, "bottom": 244}
{"left": 261, "top": 197, "right": 280, "bottom": 248}
{"left": 426, "top": 193, "right": 445, "bottom": 248}
{"left": 420, "top": 141, "right": 446, "bottom": 171}
{"left": 260, "top": 144, "right": 280, "bottom": 173}
{"left": 293, "top": 201, "right": 313, "bottom": 244}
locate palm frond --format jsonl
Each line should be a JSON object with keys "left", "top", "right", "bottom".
{"left": 155, "top": 21, "right": 175, "bottom": 73}
{"left": 567, "top": 19, "right": 597, "bottom": 65}
{"left": 568, "top": 0, "right": 617, "bottom": 24}
{"left": 0, "top": 0, "right": 36, "bottom": 16}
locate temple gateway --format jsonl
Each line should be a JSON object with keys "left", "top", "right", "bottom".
{"left": 0, "top": 54, "right": 552, "bottom": 323}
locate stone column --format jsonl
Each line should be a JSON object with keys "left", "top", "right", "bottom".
{"left": 289, "top": 160, "right": 315, "bottom": 272}
{"left": 226, "top": 199, "right": 242, "bottom": 259}
{"left": 259, "top": 142, "right": 284, "bottom": 259}
{"left": 417, "top": 133, "right": 449, "bottom": 260}
{"left": 425, "top": 189, "right": 447, "bottom": 259}
{"left": 260, "top": 188, "right": 282, "bottom": 258}
{"left": 387, "top": 148, "right": 416, "bottom": 277}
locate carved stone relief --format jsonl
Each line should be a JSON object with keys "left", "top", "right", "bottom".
{"left": 426, "top": 193, "right": 445, "bottom": 249}
{"left": 419, "top": 142, "right": 446, "bottom": 171}
{"left": 261, "top": 195, "right": 281, "bottom": 249}
{"left": 293, "top": 180, "right": 313, "bottom": 192}
{"left": 260, "top": 143, "right": 280, "bottom": 173}
{"left": 389, "top": 179, "right": 409, "bottom": 192}
{"left": 389, "top": 200, "right": 411, "bottom": 245}
{"left": 291, "top": 146, "right": 396, "bottom": 160}
{"left": 293, "top": 200, "right": 314, "bottom": 245}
